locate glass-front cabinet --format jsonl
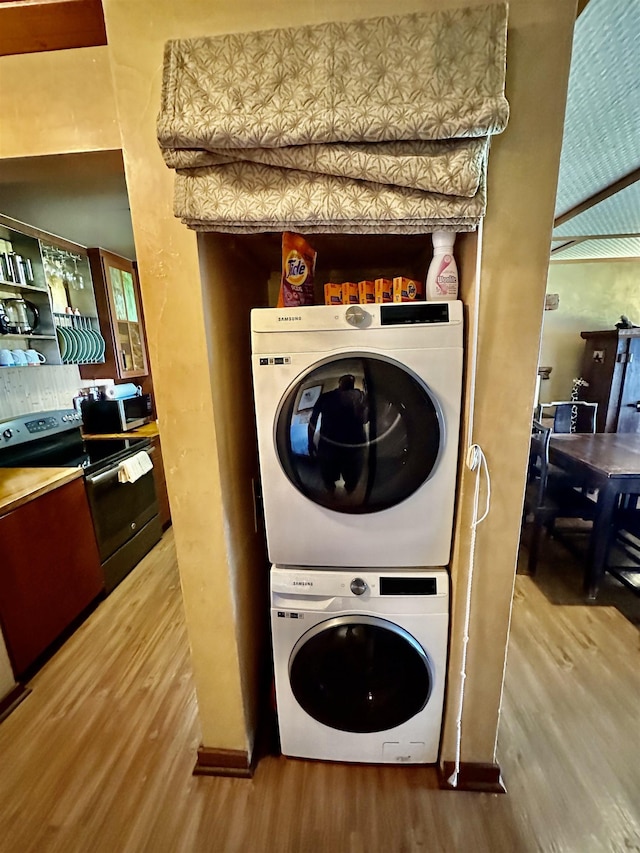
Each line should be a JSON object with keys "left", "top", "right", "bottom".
{"left": 41, "top": 241, "right": 104, "bottom": 368}
{"left": 83, "top": 248, "right": 149, "bottom": 380}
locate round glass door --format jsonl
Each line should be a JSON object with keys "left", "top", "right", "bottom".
{"left": 289, "top": 616, "right": 432, "bottom": 733}
{"left": 275, "top": 354, "right": 441, "bottom": 513}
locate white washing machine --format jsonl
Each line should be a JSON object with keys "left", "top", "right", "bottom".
{"left": 251, "top": 301, "right": 463, "bottom": 567}
{"left": 271, "top": 565, "right": 449, "bottom": 764}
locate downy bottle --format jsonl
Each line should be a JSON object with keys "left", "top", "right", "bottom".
{"left": 426, "top": 231, "right": 459, "bottom": 300}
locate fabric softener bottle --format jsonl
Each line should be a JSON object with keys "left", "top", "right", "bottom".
{"left": 426, "top": 231, "right": 459, "bottom": 300}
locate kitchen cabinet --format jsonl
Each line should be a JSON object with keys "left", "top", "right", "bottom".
{"left": 81, "top": 248, "right": 149, "bottom": 381}
{"left": 0, "top": 214, "right": 62, "bottom": 365}
{"left": 0, "top": 213, "right": 107, "bottom": 369}
{"left": 580, "top": 329, "right": 640, "bottom": 434}
{"left": 40, "top": 239, "right": 106, "bottom": 368}
{"left": 0, "top": 477, "right": 104, "bottom": 677}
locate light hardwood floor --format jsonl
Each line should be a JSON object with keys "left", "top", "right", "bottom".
{"left": 0, "top": 529, "right": 638, "bottom": 853}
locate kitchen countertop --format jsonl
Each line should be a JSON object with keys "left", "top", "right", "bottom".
{"left": 0, "top": 423, "right": 160, "bottom": 516}
{"left": 0, "top": 467, "right": 84, "bottom": 516}
{"left": 82, "top": 421, "right": 160, "bottom": 441}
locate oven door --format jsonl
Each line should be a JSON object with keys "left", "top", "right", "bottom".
{"left": 85, "top": 448, "right": 159, "bottom": 562}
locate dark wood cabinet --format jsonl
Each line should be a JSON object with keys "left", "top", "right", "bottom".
{"left": 580, "top": 329, "right": 640, "bottom": 434}
{"left": 0, "top": 478, "right": 104, "bottom": 677}
{"left": 80, "top": 248, "right": 149, "bottom": 382}
{"left": 0, "top": 0, "right": 106, "bottom": 57}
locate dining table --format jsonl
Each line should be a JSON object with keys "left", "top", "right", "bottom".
{"left": 548, "top": 433, "right": 640, "bottom": 598}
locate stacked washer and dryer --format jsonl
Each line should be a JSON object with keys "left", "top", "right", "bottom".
{"left": 251, "top": 301, "right": 463, "bottom": 764}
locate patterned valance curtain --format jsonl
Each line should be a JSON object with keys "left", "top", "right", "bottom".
{"left": 157, "top": 4, "right": 509, "bottom": 235}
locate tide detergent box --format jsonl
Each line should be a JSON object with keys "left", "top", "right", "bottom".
{"left": 324, "top": 283, "right": 343, "bottom": 305}
{"left": 358, "top": 280, "right": 375, "bottom": 303}
{"left": 393, "top": 277, "right": 424, "bottom": 302}
{"left": 278, "top": 231, "right": 316, "bottom": 307}
{"left": 341, "top": 282, "right": 359, "bottom": 304}
{"left": 374, "top": 278, "right": 393, "bottom": 303}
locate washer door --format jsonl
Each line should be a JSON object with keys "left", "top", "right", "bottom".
{"left": 275, "top": 354, "right": 441, "bottom": 514}
{"left": 289, "top": 615, "right": 432, "bottom": 733}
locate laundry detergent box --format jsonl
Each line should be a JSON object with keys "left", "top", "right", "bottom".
{"left": 341, "top": 282, "right": 359, "bottom": 304}
{"left": 393, "top": 276, "right": 423, "bottom": 302}
{"left": 374, "top": 278, "right": 393, "bottom": 303}
{"left": 278, "top": 231, "right": 317, "bottom": 307}
{"left": 358, "top": 280, "right": 375, "bottom": 304}
{"left": 324, "top": 283, "right": 343, "bottom": 305}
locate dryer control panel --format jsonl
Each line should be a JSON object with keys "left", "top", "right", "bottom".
{"left": 379, "top": 576, "right": 438, "bottom": 595}
{"left": 380, "top": 303, "right": 450, "bottom": 326}
{"left": 251, "top": 300, "right": 462, "bottom": 337}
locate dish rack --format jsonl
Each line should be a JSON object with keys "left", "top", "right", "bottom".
{"left": 53, "top": 312, "right": 107, "bottom": 365}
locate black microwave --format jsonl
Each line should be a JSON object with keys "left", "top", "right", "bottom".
{"left": 81, "top": 395, "right": 153, "bottom": 434}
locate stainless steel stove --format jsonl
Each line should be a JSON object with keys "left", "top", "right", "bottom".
{"left": 0, "top": 408, "right": 162, "bottom": 592}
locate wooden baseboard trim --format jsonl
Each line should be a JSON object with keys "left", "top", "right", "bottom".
{"left": 438, "top": 761, "right": 507, "bottom": 794}
{"left": 193, "top": 746, "right": 253, "bottom": 778}
{"left": 0, "top": 684, "right": 30, "bottom": 724}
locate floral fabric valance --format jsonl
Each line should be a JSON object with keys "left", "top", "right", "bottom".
{"left": 157, "top": 4, "right": 509, "bottom": 234}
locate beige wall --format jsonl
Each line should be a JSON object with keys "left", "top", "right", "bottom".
{"left": 438, "top": 0, "right": 577, "bottom": 762}
{"left": 541, "top": 259, "right": 640, "bottom": 402}
{"left": 0, "top": 0, "right": 577, "bottom": 770}
{"left": 0, "top": 47, "right": 120, "bottom": 158}
{"left": 196, "top": 233, "right": 273, "bottom": 745}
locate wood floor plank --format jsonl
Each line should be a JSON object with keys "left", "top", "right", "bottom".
{"left": 0, "top": 529, "right": 638, "bottom": 852}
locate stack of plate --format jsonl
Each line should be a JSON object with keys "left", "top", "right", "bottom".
{"left": 56, "top": 322, "right": 106, "bottom": 365}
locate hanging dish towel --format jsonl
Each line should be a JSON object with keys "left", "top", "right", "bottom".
{"left": 118, "top": 450, "right": 153, "bottom": 484}
{"left": 157, "top": 4, "right": 509, "bottom": 234}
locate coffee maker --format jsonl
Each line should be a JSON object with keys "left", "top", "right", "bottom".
{"left": 0, "top": 301, "right": 9, "bottom": 335}
{"left": 0, "top": 298, "right": 39, "bottom": 335}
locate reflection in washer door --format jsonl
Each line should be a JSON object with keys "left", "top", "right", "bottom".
{"left": 289, "top": 615, "right": 432, "bottom": 733}
{"left": 275, "top": 355, "right": 441, "bottom": 514}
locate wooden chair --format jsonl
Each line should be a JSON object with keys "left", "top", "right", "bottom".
{"left": 536, "top": 401, "right": 598, "bottom": 433}
{"left": 523, "top": 420, "right": 598, "bottom": 574}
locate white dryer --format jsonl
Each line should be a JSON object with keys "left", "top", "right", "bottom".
{"left": 270, "top": 565, "right": 449, "bottom": 764}
{"left": 251, "top": 301, "right": 463, "bottom": 567}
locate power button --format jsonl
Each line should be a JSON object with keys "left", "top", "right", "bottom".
{"left": 345, "top": 305, "right": 369, "bottom": 327}
{"left": 350, "top": 577, "right": 367, "bottom": 596}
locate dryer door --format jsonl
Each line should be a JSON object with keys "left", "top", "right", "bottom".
{"left": 289, "top": 615, "right": 432, "bottom": 733}
{"left": 275, "top": 354, "right": 441, "bottom": 514}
